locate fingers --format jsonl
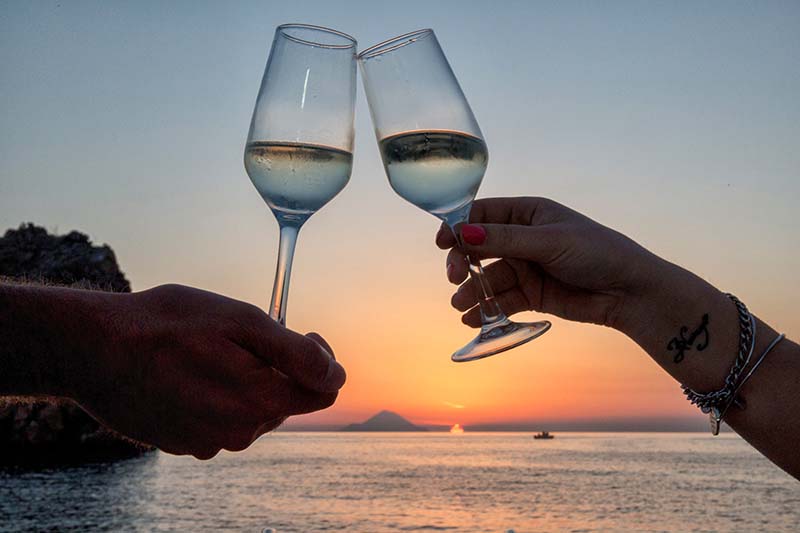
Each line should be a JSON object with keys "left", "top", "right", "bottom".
{"left": 468, "top": 197, "right": 552, "bottom": 226}
{"left": 436, "top": 223, "right": 457, "bottom": 250}
{"left": 457, "top": 223, "right": 567, "bottom": 263}
{"left": 257, "top": 368, "right": 338, "bottom": 418}
{"left": 306, "top": 332, "right": 335, "bottom": 360}
{"left": 438, "top": 201, "right": 570, "bottom": 286}
{"left": 267, "top": 327, "right": 346, "bottom": 392}
{"left": 234, "top": 311, "right": 346, "bottom": 393}
{"left": 460, "top": 288, "right": 534, "bottom": 328}
{"left": 255, "top": 416, "right": 287, "bottom": 436}
{"left": 223, "top": 416, "right": 287, "bottom": 455}
{"left": 446, "top": 247, "right": 469, "bottom": 284}
{"left": 194, "top": 366, "right": 338, "bottom": 458}
{"left": 451, "top": 260, "right": 520, "bottom": 311}
{"left": 436, "top": 197, "right": 564, "bottom": 250}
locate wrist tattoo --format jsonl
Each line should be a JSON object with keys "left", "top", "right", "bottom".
{"left": 667, "top": 313, "right": 710, "bottom": 363}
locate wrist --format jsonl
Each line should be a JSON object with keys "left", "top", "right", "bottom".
{"left": 616, "top": 258, "right": 742, "bottom": 392}
{"left": 0, "top": 284, "right": 121, "bottom": 399}
{"left": 613, "top": 254, "right": 682, "bottom": 339}
{"left": 57, "top": 288, "right": 128, "bottom": 402}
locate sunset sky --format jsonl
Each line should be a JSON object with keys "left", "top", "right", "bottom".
{"left": 2, "top": 1, "right": 798, "bottom": 429}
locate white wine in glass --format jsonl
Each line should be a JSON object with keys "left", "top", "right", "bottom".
{"left": 245, "top": 142, "right": 353, "bottom": 218}
{"left": 360, "top": 30, "right": 551, "bottom": 362}
{"left": 379, "top": 130, "right": 486, "bottom": 216}
{"left": 245, "top": 24, "right": 356, "bottom": 326}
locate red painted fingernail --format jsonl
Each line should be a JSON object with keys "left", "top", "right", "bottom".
{"left": 461, "top": 224, "right": 486, "bottom": 245}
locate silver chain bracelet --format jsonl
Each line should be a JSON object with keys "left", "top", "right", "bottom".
{"left": 680, "top": 293, "right": 756, "bottom": 434}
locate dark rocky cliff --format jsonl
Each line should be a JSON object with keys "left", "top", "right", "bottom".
{"left": 0, "top": 223, "right": 154, "bottom": 466}
{"left": 0, "top": 223, "right": 130, "bottom": 291}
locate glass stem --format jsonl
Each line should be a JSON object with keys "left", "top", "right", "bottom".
{"left": 449, "top": 224, "right": 509, "bottom": 327}
{"left": 269, "top": 222, "right": 302, "bottom": 326}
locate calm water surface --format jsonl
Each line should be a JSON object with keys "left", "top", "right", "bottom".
{"left": 1, "top": 432, "right": 798, "bottom": 532}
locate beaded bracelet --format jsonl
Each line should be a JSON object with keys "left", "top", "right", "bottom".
{"left": 680, "top": 293, "right": 756, "bottom": 434}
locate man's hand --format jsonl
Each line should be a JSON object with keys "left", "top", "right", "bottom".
{"left": 7, "top": 284, "right": 346, "bottom": 460}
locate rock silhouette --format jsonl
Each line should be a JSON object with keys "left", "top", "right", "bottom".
{"left": 0, "top": 223, "right": 154, "bottom": 466}
{"left": 0, "top": 223, "right": 129, "bottom": 292}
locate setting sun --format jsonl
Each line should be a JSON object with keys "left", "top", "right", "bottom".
{"left": 449, "top": 424, "right": 464, "bottom": 434}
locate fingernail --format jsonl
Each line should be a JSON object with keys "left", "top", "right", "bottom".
{"left": 446, "top": 262, "right": 454, "bottom": 280}
{"left": 461, "top": 224, "right": 486, "bottom": 245}
{"left": 322, "top": 352, "right": 347, "bottom": 391}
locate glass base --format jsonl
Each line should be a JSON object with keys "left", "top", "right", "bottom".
{"left": 451, "top": 319, "right": 551, "bottom": 362}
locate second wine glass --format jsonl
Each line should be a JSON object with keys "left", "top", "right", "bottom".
{"left": 358, "top": 29, "right": 551, "bottom": 362}
{"left": 245, "top": 24, "right": 356, "bottom": 326}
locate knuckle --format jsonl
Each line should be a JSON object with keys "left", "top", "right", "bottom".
{"left": 497, "top": 223, "right": 514, "bottom": 241}
{"left": 242, "top": 301, "right": 268, "bottom": 324}
{"left": 452, "top": 288, "right": 468, "bottom": 310}
{"left": 525, "top": 197, "right": 558, "bottom": 225}
{"left": 493, "top": 225, "right": 518, "bottom": 253}
{"left": 223, "top": 433, "right": 251, "bottom": 452}
{"left": 446, "top": 248, "right": 461, "bottom": 265}
{"left": 193, "top": 447, "right": 220, "bottom": 460}
{"left": 153, "top": 283, "right": 186, "bottom": 299}
{"left": 531, "top": 196, "right": 557, "bottom": 212}
{"left": 469, "top": 201, "right": 486, "bottom": 221}
{"left": 232, "top": 301, "right": 269, "bottom": 332}
{"left": 462, "top": 310, "right": 478, "bottom": 327}
{"left": 319, "top": 391, "right": 338, "bottom": 409}
{"left": 258, "top": 417, "right": 286, "bottom": 435}
{"left": 300, "top": 339, "right": 329, "bottom": 381}
{"left": 450, "top": 292, "right": 461, "bottom": 309}
{"left": 262, "top": 385, "right": 293, "bottom": 418}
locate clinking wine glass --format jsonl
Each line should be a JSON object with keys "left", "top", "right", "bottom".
{"left": 245, "top": 24, "right": 356, "bottom": 325}
{"left": 358, "top": 29, "right": 551, "bottom": 362}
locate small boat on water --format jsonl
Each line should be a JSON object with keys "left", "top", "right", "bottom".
{"left": 533, "top": 431, "right": 554, "bottom": 439}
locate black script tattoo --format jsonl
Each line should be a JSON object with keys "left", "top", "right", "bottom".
{"left": 667, "top": 314, "right": 710, "bottom": 363}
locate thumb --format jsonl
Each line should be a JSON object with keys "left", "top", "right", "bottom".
{"left": 459, "top": 223, "right": 566, "bottom": 264}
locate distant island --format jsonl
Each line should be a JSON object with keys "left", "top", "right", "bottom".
{"left": 342, "top": 410, "right": 428, "bottom": 432}
{"left": 280, "top": 410, "right": 719, "bottom": 433}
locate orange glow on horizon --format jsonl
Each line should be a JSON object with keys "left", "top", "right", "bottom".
{"left": 227, "top": 190, "right": 798, "bottom": 431}
{"left": 283, "top": 302, "right": 699, "bottom": 428}
{"left": 449, "top": 424, "right": 464, "bottom": 434}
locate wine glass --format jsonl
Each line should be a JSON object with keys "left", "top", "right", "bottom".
{"left": 358, "top": 29, "right": 551, "bottom": 362}
{"left": 245, "top": 24, "right": 356, "bottom": 326}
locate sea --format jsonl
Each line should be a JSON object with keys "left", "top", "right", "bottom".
{"left": 1, "top": 432, "right": 797, "bottom": 532}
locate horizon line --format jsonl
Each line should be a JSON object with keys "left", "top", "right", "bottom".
{"left": 276, "top": 427, "right": 733, "bottom": 433}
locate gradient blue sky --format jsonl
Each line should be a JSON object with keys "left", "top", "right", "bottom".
{"left": 2, "top": 1, "right": 798, "bottom": 426}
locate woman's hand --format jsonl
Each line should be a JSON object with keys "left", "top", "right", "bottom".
{"left": 437, "top": 196, "right": 800, "bottom": 480}
{"left": 436, "top": 197, "right": 665, "bottom": 332}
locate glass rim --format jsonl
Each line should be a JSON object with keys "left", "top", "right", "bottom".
{"left": 357, "top": 28, "right": 434, "bottom": 60}
{"left": 277, "top": 23, "right": 357, "bottom": 49}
